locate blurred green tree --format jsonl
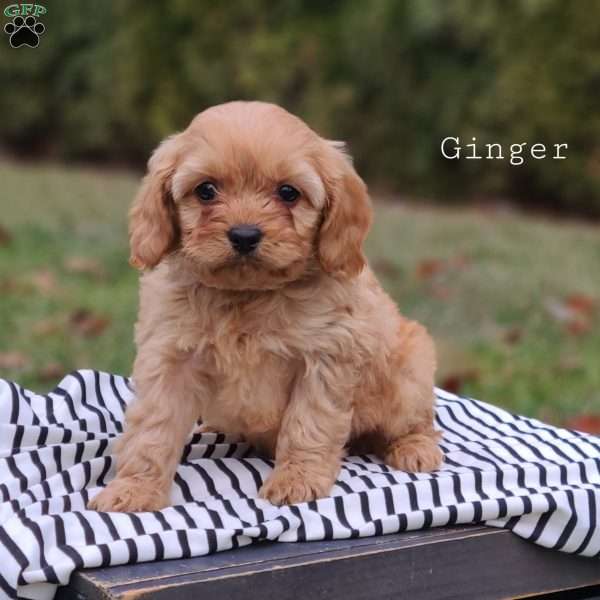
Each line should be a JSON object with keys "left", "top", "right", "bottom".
{"left": 1, "top": 0, "right": 599, "bottom": 214}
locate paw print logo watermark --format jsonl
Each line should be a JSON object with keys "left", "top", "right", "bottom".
{"left": 3, "top": 3, "right": 46, "bottom": 48}
{"left": 4, "top": 14, "right": 44, "bottom": 47}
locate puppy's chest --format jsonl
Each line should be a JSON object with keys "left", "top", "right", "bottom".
{"left": 177, "top": 295, "right": 315, "bottom": 369}
{"left": 191, "top": 313, "right": 296, "bottom": 370}
{"left": 207, "top": 348, "right": 294, "bottom": 434}
{"left": 177, "top": 310, "right": 299, "bottom": 432}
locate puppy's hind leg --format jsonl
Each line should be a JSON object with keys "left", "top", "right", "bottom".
{"left": 378, "top": 323, "right": 443, "bottom": 473}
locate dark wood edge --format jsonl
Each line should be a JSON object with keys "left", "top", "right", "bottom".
{"left": 78, "top": 525, "right": 492, "bottom": 588}
{"left": 59, "top": 526, "right": 600, "bottom": 600}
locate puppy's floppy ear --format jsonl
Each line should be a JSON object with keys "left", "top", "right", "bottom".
{"left": 317, "top": 141, "right": 372, "bottom": 278}
{"left": 129, "top": 134, "right": 182, "bottom": 270}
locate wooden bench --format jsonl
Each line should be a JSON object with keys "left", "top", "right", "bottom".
{"left": 57, "top": 525, "right": 600, "bottom": 600}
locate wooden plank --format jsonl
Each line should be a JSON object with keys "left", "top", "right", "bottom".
{"left": 57, "top": 526, "right": 600, "bottom": 600}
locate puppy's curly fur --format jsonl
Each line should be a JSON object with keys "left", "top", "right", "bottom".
{"left": 89, "top": 101, "right": 442, "bottom": 511}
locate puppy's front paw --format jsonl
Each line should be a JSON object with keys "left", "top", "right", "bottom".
{"left": 259, "top": 465, "right": 333, "bottom": 505}
{"left": 88, "top": 477, "right": 170, "bottom": 512}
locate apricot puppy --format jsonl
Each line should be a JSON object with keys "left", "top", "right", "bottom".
{"left": 89, "top": 101, "right": 442, "bottom": 511}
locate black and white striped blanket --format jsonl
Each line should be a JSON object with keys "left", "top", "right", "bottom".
{"left": 0, "top": 370, "right": 599, "bottom": 599}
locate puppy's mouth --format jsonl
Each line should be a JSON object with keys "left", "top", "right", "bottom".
{"left": 180, "top": 234, "right": 312, "bottom": 290}
{"left": 213, "top": 253, "right": 263, "bottom": 271}
{"left": 201, "top": 251, "right": 311, "bottom": 291}
{"left": 207, "top": 254, "right": 286, "bottom": 285}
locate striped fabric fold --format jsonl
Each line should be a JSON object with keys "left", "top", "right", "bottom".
{"left": 0, "top": 370, "right": 599, "bottom": 600}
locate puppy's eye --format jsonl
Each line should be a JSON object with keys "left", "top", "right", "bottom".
{"left": 277, "top": 184, "right": 300, "bottom": 205}
{"left": 194, "top": 181, "right": 218, "bottom": 203}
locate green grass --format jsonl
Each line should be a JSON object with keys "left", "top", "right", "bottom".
{"left": 1, "top": 160, "right": 599, "bottom": 425}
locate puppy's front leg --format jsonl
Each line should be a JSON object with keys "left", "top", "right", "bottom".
{"left": 89, "top": 350, "right": 204, "bottom": 512}
{"left": 260, "top": 364, "right": 352, "bottom": 505}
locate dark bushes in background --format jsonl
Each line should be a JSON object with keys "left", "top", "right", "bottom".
{"left": 1, "top": 0, "right": 599, "bottom": 214}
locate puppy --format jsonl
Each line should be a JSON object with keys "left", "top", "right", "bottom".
{"left": 89, "top": 101, "right": 442, "bottom": 511}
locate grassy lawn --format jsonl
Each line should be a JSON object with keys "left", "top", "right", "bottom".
{"left": 1, "top": 160, "right": 599, "bottom": 427}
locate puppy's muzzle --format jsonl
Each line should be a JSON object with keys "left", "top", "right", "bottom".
{"left": 227, "top": 225, "right": 263, "bottom": 255}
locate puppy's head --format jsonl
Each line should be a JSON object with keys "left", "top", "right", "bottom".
{"left": 129, "top": 101, "right": 372, "bottom": 290}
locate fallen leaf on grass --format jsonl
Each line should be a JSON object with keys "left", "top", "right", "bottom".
{"left": 430, "top": 285, "right": 452, "bottom": 300}
{"left": 371, "top": 258, "right": 402, "bottom": 279}
{"left": 64, "top": 256, "right": 106, "bottom": 279}
{"left": 449, "top": 254, "right": 470, "bottom": 269}
{"left": 69, "top": 309, "right": 110, "bottom": 337}
{"left": 29, "top": 269, "right": 58, "bottom": 295}
{"left": 544, "top": 295, "right": 595, "bottom": 337}
{"left": 544, "top": 298, "right": 572, "bottom": 323}
{"left": 416, "top": 255, "right": 470, "bottom": 281}
{"left": 565, "top": 293, "right": 595, "bottom": 317}
{"left": 416, "top": 255, "right": 469, "bottom": 301}
{"left": 564, "top": 414, "right": 600, "bottom": 434}
{"left": 0, "top": 277, "right": 23, "bottom": 294}
{"left": 557, "top": 355, "right": 583, "bottom": 372}
{"left": 0, "top": 224, "right": 12, "bottom": 247}
{"left": 565, "top": 319, "right": 592, "bottom": 336}
{"left": 416, "top": 258, "right": 445, "bottom": 280}
{"left": 33, "top": 318, "right": 63, "bottom": 337}
{"left": 0, "top": 351, "right": 29, "bottom": 370}
{"left": 440, "top": 369, "right": 479, "bottom": 394}
{"left": 38, "top": 362, "right": 66, "bottom": 382}
{"left": 502, "top": 327, "right": 523, "bottom": 345}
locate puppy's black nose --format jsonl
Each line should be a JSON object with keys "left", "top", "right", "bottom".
{"left": 227, "top": 225, "right": 263, "bottom": 255}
